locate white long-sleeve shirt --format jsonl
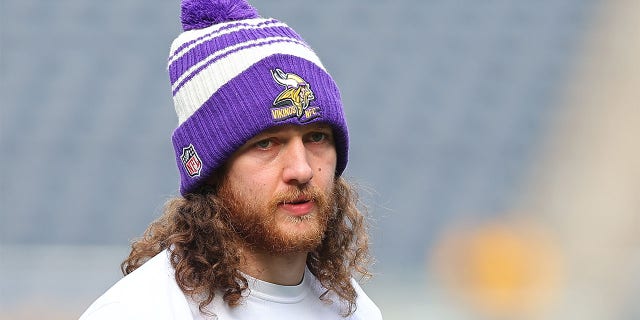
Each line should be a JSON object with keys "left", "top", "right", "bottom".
{"left": 79, "top": 250, "right": 382, "bottom": 320}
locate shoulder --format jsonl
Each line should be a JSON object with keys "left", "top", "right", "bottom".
{"left": 79, "top": 300, "right": 140, "bottom": 320}
{"left": 79, "top": 250, "right": 193, "bottom": 320}
{"left": 305, "top": 271, "right": 382, "bottom": 320}
{"left": 350, "top": 278, "right": 383, "bottom": 320}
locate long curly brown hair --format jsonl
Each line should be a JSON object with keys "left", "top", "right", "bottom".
{"left": 121, "top": 176, "right": 371, "bottom": 316}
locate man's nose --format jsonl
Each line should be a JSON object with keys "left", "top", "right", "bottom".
{"left": 281, "top": 138, "right": 313, "bottom": 186}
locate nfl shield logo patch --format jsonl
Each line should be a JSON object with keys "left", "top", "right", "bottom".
{"left": 180, "top": 144, "right": 202, "bottom": 177}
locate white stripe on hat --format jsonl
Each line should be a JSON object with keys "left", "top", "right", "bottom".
{"left": 173, "top": 40, "right": 325, "bottom": 125}
{"left": 168, "top": 20, "right": 289, "bottom": 66}
{"left": 171, "top": 36, "right": 309, "bottom": 93}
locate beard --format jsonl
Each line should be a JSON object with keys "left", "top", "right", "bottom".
{"left": 217, "top": 181, "right": 335, "bottom": 255}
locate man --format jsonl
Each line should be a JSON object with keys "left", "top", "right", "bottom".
{"left": 80, "top": 0, "right": 381, "bottom": 319}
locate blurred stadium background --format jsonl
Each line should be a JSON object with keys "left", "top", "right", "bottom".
{"left": 1, "top": 0, "right": 639, "bottom": 319}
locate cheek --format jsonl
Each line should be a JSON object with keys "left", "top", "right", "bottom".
{"left": 313, "top": 146, "right": 337, "bottom": 171}
{"left": 231, "top": 167, "right": 276, "bottom": 196}
{"left": 322, "top": 151, "right": 337, "bottom": 175}
{"left": 233, "top": 175, "right": 262, "bottom": 196}
{"left": 315, "top": 160, "right": 337, "bottom": 187}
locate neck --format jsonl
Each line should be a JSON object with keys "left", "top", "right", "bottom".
{"left": 239, "top": 247, "right": 309, "bottom": 286}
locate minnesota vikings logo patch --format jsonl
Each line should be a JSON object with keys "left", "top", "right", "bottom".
{"left": 180, "top": 144, "right": 202, "bottom": 178}
{"left": 270, "top": 68, "right": 321, "bottom": 122}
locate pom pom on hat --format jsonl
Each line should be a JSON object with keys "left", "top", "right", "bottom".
{"left": 181, "top": 0, "right": 259, "bottom": 31}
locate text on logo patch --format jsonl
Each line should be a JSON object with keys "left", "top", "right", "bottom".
{"left": 180, "top": 144, "right": 202, "bottom": 177}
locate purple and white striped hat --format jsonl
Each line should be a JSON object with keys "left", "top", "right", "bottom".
{"left": 169, "top": 0, "right": 349, "bottom": 195}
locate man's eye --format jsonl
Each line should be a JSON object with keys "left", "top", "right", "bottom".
{"left": 309, "top": 132, "right": 326, "bottom": 143}
{"left": 255, "top": 139, "right": 272, "bottom": 149}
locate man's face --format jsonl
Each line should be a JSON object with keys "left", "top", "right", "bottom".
{"left": 218, "top": 123, "right": 338, "bottom": 254}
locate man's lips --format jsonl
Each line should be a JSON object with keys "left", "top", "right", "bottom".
{"left": 280, "top": 198, "right": 314, "bottom": 216}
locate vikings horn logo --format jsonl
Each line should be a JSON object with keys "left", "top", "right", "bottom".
{"left": 270, "top": 68, "right": 319, "bottom": 122}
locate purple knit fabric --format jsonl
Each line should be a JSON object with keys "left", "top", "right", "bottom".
{"left": 181, "top": 0, "right": 259, "bottom": 31}
{"left": 172, "top": 56, "right": 348, "bottom": 195}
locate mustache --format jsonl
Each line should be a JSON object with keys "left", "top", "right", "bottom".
{"left": 270, "top": 185, "right": 326, "bottom": 206}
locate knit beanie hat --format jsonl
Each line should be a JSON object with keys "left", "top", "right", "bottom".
{"left": 169, "top": 0, "right": 349, "bottom": 195}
